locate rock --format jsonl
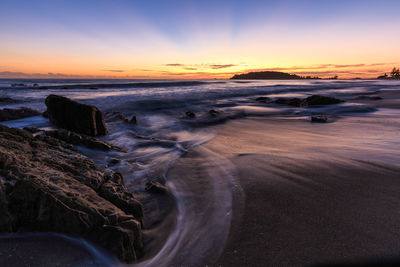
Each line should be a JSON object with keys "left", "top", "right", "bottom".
{"left": 23, "top": 127, "right": 42, "bottom": 133}
{"left": 0, "top": 97, "right": 25, "bottom": 104}
{"left": 209, "top": 109, "right": 220, "bottom": 117}
{"left": 0, "top": 181, "right": 12, "bottom": 232}
{"left": 44, "top": 129, "right": 121, "bottom": 151}
{"left": 255, "top": 96, "right": 270, "bottom": 103}
{"left": 129, "top": 115, "right": 137, "bottom": 124}
{"left": 10, "top": 83, "right": 26, "bottom": 87}
{"left": 185, "top": 111, "right": 196, "bottom": 118}
{"left": 145, "top": 181, "right": 168, "bottom": 194}
{"left": 273, "top": 98, "right": 302, "bottom": 107}
{"left": 104, "top": 112, "right": 137, "bottom": 124}
{"left": 109, "top": 158, "right": 121, "bottom": 165}
{"left": 0, "top": 125, "right": 142, "bottom": 262}
{"left": 311, "top": 115, "right": 328, "bottom": 123}
{"left": 301, "top": 95, "right": 343, "bottom": 107}
{"left": 0, "top": 107, "right": 41, "bottom": 122}
{"left": 45, "top": 95, "right": 108, "bottom": 136}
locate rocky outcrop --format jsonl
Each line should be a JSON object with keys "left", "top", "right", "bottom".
{"left": 0, "top": 97, "right": 25, "bottom": 104}
{"left": 301, "top": 95, "right": 343, "bottom": 107}
{"left": 0, "top": 125, "right": 142, "bottom": 262}
{"left": 267, "top": 95, "right": 344, "bottom": 107}
{"left": 0, "top": 107, "right": 40, "bottom": 122}
{"left": 45, "top": 95, "right": 108, "bottom": 136}
{"left": 44, "top": 129, "right": 123, "bottom": 151}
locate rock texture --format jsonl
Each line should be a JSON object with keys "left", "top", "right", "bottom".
{"left": 45, "top": 95, "right": 108, "bottom": 136}
{"left": 44, "top": 129, "right": 123, "bottom": 151}
{"left": 0, "top": 107, "right": 40, "bottom": 122}
{"left": 0, "top": 125, "right": 142, "bottom": 262}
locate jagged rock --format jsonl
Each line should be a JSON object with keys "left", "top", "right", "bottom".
{"left": 145, "top": 181, "right": 168, "bottom": 194}
{"left": 129, "top": 115, "right": 137, "bottom": 124}
{"left": 109, "top": 158, "right": 121, "bottom": 165}
{"left": 45, "top": 95, "right": 108, "bottom": 136}
{"left": 311, "top": 115, "right": 328, "bottom": 123}
{"left": 23, "top": 127, "right": 42, "bottom": 133}
{"left": 208, "top": 109, "right": 220, "bottom": 117}
{"left": 185, "top": 111, "right": 196, "bottom": 118}
{"left": 105, "top": 112, "right": 137, "bottom": 125}
{"left": 301, "top": 95, "right": 343, "bottom": 107}
{"left": 0, "top": 125, "right": 142, "bottom": 262}
{"left": 0, "top": 107, "right": 40, "bottom": 122}
{"left": 44, "top": 129, "right": 121, "bottom": 151}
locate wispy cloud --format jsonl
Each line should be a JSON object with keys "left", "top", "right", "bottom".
{"left": 209, "top": 64, "right": 236, "bottom": 69}
{"left": 164, "top": 63, "right": 238, "bottom": 70}
{"left": 164, "top": 63, "right": 184, "bottom": 67}
{"left": 103, "top": 69, "right": 125, "bottom": 73}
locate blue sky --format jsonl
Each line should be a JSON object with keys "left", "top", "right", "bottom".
{"left": 1, "top": 0, "right": 399, "bottom": 78}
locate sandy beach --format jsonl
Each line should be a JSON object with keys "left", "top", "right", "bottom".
{"left": 165, "top": 91, "right": 400, "bottom": 266}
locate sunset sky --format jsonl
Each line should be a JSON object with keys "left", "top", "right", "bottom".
{"left": 1, "top": 0, "right": 399, "bottom": 79}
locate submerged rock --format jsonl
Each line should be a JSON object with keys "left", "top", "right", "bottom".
{"left": 145, "top": 181, "right": 168, "bottom": 194}
{"left": 104, "top": 111, "right": 138, "bottom": 125}
{"left": 311, "top": 115, "right": 328, "bottom": 123}
{"left": 45, "top": 95, "right": 108, "bottom": 136}
{"left": 0, "top": 97, "right": 25, "bottom": 104}
{"left": 0, "top": 125, "right": 142, "bottom": 262}
{"left": 0, "top": 107, "right": 41, "bottom": 122}
{"left": 255, "top": 96, "right": 270, "bottom": 103}
{"left": 301, "top": 95, "right": 343, "bottom": 107}
{"left": 185, "top": 111, "right": 196, "bottom": 118}
{"left": 273, "top": 98, "right": 302, "bottom": 107}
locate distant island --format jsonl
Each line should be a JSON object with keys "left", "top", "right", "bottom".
{"left": 230, "top": 71, "right": 335, "bottom": 80}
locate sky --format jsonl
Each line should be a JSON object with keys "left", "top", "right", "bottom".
{"left": 0, "top": 0, "right": 399, "bottom": 79}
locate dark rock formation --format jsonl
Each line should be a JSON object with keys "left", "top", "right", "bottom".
{"left": 255, "top": 96, "right": 270, "bottom": 103}
{"left": 185, "top": 111, "right": 196, "bottom": 118}
{"left": 0, "top": 97, "right": 25, "bottom": 104}
{"left": 301, "top": 95, "right": 343, "bottom": 107}
{"left": 270, "top": 95, "right": 343, "bottom": 107}
{"left": 273, "top": 98, "right": 302, "bottom": 107}
{"left": 44, "top": 129, "right": 123, "bottom": 151}
{"left": 231, "top": 71, "right": 303, "bottom": 80}
{"left": 0, "top": 125, "right": 142, "bottom": 262}
{"left": 104, "top": 111, "right": 137, "bottom": 125}
{"left": 45, "top": 95, "right": 108, "bottom": 136}
{"left": 311, "top": 115, "right": 328, "bottom": 123}
{"left": 145, "top": 181, "right": 168, "bottom": 194}
{"left": 0, "top": 107, "right": 41, "bottom": 122}
{"left": 208, "top": 109, "right": 220, "bottom": 117}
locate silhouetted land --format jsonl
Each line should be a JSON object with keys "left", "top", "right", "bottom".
{"left": 231, "top": 71, "right": 305, "bottom": 80}
{"left": 378, "top": 67, "right": 400, "bottom": 80}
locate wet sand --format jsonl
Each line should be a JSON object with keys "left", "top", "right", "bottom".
{"left": 197, "top": 116, "right": 400, "bottom": 266}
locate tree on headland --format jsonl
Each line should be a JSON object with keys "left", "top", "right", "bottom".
{"left": 391, "top": 67, "right": 400, "bottom": 79}
{"left": 377, "top": 67, "right": 400, "bottom": 79}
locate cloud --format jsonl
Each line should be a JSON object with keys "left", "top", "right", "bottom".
{"left": 208, "top": 64, "right": 236, "bottom": 69}
{"left": 164, "top": 63, "right": 238, "bottom": 70}
{"left": 164, "top": 63, "right": 184, "bottom": 67}
{"left": 103, "top": 69, "right": 125, "bottom": 73}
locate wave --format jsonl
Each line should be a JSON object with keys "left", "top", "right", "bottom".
{"left": 2, "top": 81, "right": 224, "bottom": 90}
